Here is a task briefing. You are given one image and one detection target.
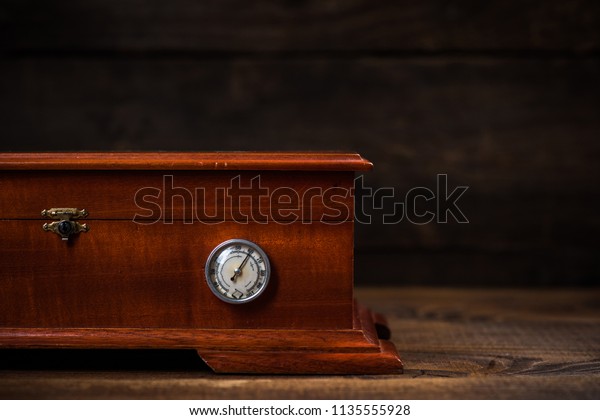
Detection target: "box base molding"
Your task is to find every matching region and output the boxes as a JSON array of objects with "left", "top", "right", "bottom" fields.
[{"left": 0, "top": 303, "right": 402, "bottom": 375}]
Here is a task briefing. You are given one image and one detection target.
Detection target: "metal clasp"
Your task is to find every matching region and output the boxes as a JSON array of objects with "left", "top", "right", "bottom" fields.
[{"left": 42, "top": 208, "right": 89, "bottom": 241}]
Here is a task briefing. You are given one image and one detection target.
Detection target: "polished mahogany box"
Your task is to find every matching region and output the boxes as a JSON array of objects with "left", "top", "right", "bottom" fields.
[{"left": 0, "top": 152, "right": 402, "bottom": 374}]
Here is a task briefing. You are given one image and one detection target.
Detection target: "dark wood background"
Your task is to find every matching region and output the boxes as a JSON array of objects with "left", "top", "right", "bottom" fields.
[{"left": 1, "top": 0, "right": 599, "bottom": 287}]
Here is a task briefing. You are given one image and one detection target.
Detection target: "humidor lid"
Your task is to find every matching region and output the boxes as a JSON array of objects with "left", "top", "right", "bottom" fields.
[{"left": 0, "top": 152, "right": 372, "bottom": 171}]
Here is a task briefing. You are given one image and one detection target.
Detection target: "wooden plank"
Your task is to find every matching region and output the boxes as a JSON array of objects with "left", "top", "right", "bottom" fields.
[
  {"left": 1, "top": 0, "right": 599, "bottom": 52},
  {"left": 353, "top": 193, "right": 600, "bottom": 286},
  {"left": 0, "top": 287, "right": 598, "bottom": 398},
  {"left": 355, "top": 248, "right": 600, "bottom": 287},
  {"left": 0, "top": 372, "right": 597, "bottom": 399},
  {"left": 361, "top": 287, "right": 600, "bottom": 380}
]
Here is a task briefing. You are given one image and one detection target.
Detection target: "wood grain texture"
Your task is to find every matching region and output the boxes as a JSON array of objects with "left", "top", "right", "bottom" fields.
[
  {"left": 0, "top": 221, "right": 354, "bottom": 329},
  {"left": 2, "top": 0, "right": 599, "bottom": 52},
  {"left": 0, "top": 287, "right": 598, "bottom": 398},
  {"left": 201, "top": 340, "right": 402, "bottom": 375},
  {"left": 198, "top": 305, "right": 402, "bottom": 374},
  {"left": 2, "top": 58, "right": 599, "bottom": 167},
  {"left": 0, "top": 327, "right": 377, "bottom": 352},
  {"left": 0, "top": 152, "right": 373, "bottom": 171},
  {"left": 0, "top": 170, "right": 355, "bottom": 221},
  {"left": 0, "top": 305, "right": 404, "bottom": 375}
]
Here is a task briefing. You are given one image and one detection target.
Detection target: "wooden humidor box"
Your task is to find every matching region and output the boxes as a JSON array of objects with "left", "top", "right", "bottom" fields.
[{"left": 0, "top": 152, "right": 402, "bottom": 374}]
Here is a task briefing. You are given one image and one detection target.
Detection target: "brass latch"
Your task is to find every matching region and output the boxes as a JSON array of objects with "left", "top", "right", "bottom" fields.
[{"left": 42, "top": 208, "right": 89, "bottom": 241}]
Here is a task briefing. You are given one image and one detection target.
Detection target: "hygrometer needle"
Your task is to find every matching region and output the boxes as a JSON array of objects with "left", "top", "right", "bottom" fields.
[{"left": 230, "top": 253, "right": 251, "bottom": 282}]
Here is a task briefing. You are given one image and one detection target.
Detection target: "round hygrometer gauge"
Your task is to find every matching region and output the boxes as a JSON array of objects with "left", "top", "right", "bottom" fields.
[{"left": 205, "top": 239, "right": 271, "bottom": 304}]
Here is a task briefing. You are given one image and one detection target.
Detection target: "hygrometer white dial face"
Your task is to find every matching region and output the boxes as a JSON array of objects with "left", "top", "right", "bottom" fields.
[{"left": 205, "top": 239, "right": 271, "bottom": 304}]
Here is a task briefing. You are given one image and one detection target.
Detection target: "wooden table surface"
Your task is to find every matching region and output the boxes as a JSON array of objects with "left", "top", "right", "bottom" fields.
[{"left": 1, "top": 287, "right": 598, "bottom": 399}]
